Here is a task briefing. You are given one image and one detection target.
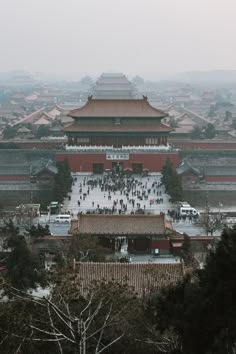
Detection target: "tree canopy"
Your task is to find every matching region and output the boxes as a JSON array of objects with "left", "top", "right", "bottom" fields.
[
  {"left": 35, "top": 125, "right": 51, "bottom": 138},
  {"left": 6, "top": 235, "right": 46, "bottom": 290},
  {"left": 53, "top": 158, "right": 72, "bottom": 203},
  {"left": 26, "top": 223, "right": 51, "bottom": 238},
  {"left": 161, "top": 158, "right": 183, "bottom": 202},
  {"left": 204, "top": 123, "right": 216, "bottom": 139},
  {"left": 147, "top": 225, "right": 236, "bottom": 353},
  {"left": 191, "top": 126, "right": 202, "bottom": 139},
  {"left": 2, "top": 124, "right": 17, "bottom": 139}
]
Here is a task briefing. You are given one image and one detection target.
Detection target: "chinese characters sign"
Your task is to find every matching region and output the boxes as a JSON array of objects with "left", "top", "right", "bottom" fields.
[{"left": 106, "top": 153, "right": 129, "bottom": 160}]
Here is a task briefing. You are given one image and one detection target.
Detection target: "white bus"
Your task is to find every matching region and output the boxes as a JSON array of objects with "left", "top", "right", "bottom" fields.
[
  {"left": 55, "top": 214, "right": 71, "bottom": 223},
  {"left": 179, "top": 207, "right": 199, "bottom": 217}
]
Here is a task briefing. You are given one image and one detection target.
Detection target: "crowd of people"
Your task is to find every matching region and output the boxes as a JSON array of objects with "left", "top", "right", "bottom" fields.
[{"left": 63, "top": 171, "right": 169, "bottom": 216}]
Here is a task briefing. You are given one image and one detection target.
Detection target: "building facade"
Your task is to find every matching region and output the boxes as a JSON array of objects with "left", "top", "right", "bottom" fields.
[
  {"left": 64, "top": 96, "right": 171, "bottom": 148},
  {"left": 70, "top": 214, "right": 172, "bottom": 256},
  {"left": 61, "top": 96, "right": 179, "bottom": 173}
]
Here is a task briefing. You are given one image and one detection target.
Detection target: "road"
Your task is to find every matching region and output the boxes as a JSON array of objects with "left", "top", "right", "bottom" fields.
[
  {"left": 38, "top": 215, "right": 70, "bottom": 236},
  {"left": 48, "top": 222, "right": 70, "bottom": 236},
  {"left": 172, "top": 220, "right": 222, "bottom": 236}
]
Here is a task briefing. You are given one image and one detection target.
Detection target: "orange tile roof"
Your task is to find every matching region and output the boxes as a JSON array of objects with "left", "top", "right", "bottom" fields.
[
  {"left": 69, "top": 97, "right": 167, "bottom": 118},
  {"left": 64, "top": 121, "right": 172, "bottom": 133},
  {"left": 76, "top": 214, "right": 166, "bottom": 235},
  {"left": 33, "top": 116, "right": 50, "bottom": 126},
  {"left": 74, "top": 262, "right": 184, "bottom": 295}
]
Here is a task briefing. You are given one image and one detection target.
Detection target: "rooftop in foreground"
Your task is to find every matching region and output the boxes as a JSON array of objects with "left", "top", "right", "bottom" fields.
[{"left": 73, "top": 261, "right": 184, "bottom": 295}]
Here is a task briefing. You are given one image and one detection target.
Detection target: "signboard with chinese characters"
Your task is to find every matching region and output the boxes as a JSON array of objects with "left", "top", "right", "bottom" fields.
[{"left": 106, "top": 153, "right": 129, "bottom": 160}]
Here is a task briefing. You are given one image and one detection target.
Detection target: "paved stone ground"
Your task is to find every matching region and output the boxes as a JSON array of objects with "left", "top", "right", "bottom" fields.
[{"left": 62, "top": 173, "right": 173, "bottom": 217}]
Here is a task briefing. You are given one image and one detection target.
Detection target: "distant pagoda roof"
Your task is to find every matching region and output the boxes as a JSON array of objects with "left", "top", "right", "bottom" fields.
[
  {"left": 17, "top": 126, "right": 31, "bottom": 133},
  {"left": 93, "top": 72, "right": 134, "bottom": 98},
  {"left": 68, "top": 96, "right": 167, "bottom": 119},
  {"left": 95, "top": 72, "right": 133, "bottom": 85},
  {"left": 33, "top": 116, "right": 50, "bottom": 126}
]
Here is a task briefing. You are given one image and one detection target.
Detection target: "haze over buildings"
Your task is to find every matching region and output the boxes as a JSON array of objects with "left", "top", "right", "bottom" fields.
[{"left": 1, "top": 0, "right": 236, "bottom": 80}]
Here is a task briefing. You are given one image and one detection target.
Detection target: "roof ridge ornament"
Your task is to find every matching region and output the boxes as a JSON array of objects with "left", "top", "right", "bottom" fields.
[{"left": 143, "top": 95, "right": 148, "bottom": 101}]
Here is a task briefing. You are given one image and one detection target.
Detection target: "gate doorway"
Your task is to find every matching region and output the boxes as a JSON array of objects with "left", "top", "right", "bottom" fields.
[
  {"left": 93, "top": 163, "right": 104, "bottom": 174},
  {"left": 112, "top": 162, "right": 123, "bottom": 174},
  {"left": 132, "top": 163, "right": 143, "bottom": 174}
]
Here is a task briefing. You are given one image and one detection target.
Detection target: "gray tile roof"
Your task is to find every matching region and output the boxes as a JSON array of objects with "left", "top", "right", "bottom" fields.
[
  {"left": 74, "top": 262, "right": 184, "bottom": 295},
  {"left": 0, "top": 164, "right": 30, "bottom": 176},
  {"left": 32, "top": 159, "right": 57, "bottom": 175},
  {"left": 76, "top": 214, "right": 166, "bottom": 235},
  {"left": 177, "top": 160, "right": 200, "bottom": 176},
  {"left": 206, "top": 166, "right": 236, "bottom": 176}
]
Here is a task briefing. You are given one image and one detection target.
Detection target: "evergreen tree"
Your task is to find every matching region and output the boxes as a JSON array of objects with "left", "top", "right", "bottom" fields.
[
  {"left": 35, "top": 125, "right": 50, "bottom": 138},
  {"left": 180, "top": 234, "right": 194, "bottom": 266},
  {"left": 148, "top": 226, "right": 236, "bottom": 354},
  {"left": 26, "top": 223, "right": 51, "bottom": 238},
  {"left": 204, "top": 123, "right": 216, "bottom": 139},
  {"left": 161, "top": 159, "right": 182, "bottom": 202},
  {"left": 53, "top": 158, "right": 72, "bottom": 202},
  {"left": 196, "top": 226, "right": 236, "bottom": 353},
  {"left": 208, "top": 104, "right": 216, "bottom": 117},
  {"left": 7, "top": 236, "right": 47, "bottom": 290},
  {"left": 2, "top": 125, "right": 17, "bottom": 139},
  {"left": 191, "top": 126, "right": 202, "bottom": 139}
]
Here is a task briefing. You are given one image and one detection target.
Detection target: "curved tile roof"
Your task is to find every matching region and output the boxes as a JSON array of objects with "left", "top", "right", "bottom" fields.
[
  {"left": 69, "top": 97, "right": 167, "bottom": 118},
  {"left": 64, "top": 121, "right": 172, "bottom": 133}
]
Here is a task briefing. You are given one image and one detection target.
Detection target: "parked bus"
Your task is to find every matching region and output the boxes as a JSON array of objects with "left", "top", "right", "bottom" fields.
[
  {"left": 55, "top": 214, "right": 71, "bottom": 223},
  {"left": 176, "top": 202, "right": 199, "bottom": 217}
]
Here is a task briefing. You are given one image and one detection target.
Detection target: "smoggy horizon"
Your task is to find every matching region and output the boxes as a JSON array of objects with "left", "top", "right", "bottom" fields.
[{"left": 1, "top": 0, "right": 236, "bottom": 80}]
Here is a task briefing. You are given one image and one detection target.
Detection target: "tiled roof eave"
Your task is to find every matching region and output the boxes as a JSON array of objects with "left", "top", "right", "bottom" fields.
[
  {"left": 63, "top": 124, "right": 172, "bottom": 133},
  {"left": 68, "top": 98, "right": 168, "bottom": 119},
  {"left": 87, "top": 232, "right": 164, "bottom": 236}
]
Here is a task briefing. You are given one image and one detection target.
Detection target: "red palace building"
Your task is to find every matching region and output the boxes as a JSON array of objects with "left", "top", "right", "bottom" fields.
[{"left": 57, "top": 96, "right": 180, "bottom": 173}]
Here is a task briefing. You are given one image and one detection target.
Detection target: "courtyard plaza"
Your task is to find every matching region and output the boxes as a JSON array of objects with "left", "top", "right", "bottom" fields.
[
  {"left": 44, "top": 172, "right": 182, "bottom": 263},
  {"left": 61, "top": 172, "right": 172, "bottom": 217}
]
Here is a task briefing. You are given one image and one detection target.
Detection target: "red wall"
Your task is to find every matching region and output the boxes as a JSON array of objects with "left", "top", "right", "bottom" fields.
[
  {"left": 206, "top": 176, "right": 236, "bottom": 182},
  {"left": 0, "top": 176, "right": 30, "bottom": 181},
  {"left": 56, "top": 152, "right": 180, "bottom": 173},
  {"left": 151, "top": 239, "right": 170, "bottom": 250}
]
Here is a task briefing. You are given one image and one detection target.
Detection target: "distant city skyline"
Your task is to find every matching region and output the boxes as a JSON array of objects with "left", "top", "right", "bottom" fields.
[{"left": 1, "top": 0, "right": 236, "bottom": 79}]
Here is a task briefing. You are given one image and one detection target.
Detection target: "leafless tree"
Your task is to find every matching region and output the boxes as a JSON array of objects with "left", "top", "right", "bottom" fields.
[
  {"left": 196, "top": 206, "right": 226, "bottom": 236},
  {"left": 5, "top": 287, "right": 124, "bottom": 354},
  {"left": 136, "top": 328, "right": 183, "bottom": 353}
]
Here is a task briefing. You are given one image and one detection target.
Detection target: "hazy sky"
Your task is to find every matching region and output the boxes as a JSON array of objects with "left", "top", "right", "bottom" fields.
[{"left": 1, "top": 0, "right": 236, "bottom": 79}]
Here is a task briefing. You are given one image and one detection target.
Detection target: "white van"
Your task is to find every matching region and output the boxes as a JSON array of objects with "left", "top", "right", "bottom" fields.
[
  {"left": 55, "top": 214, "right": 71, "bottom": 223},
  {"left": 179, "top": 207, "right": 199, "bottom": 217}
]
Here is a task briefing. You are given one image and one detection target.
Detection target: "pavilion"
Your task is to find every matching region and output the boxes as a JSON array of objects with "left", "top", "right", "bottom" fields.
[
  {"left": 59, "top": 96, "right": 179, "bottom": 173},
  {"left": 70, "top": 213, "right": 173, "bottom": 256}
]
